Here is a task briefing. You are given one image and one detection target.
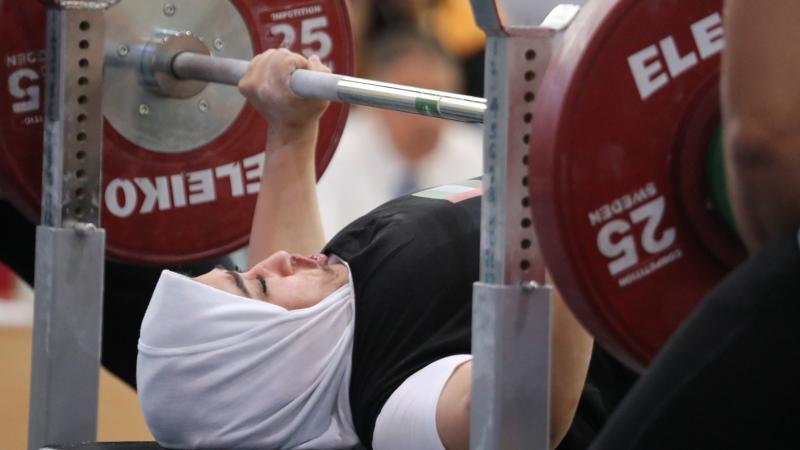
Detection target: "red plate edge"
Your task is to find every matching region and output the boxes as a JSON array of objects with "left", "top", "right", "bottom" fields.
[{"left": 530, "top": 0, "right": 661, "bottom": 371}]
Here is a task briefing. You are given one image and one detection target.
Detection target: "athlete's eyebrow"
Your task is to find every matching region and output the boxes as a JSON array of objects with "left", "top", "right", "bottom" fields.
[{"left": 225, "top": 270, "right": 252, "bottom": 298}]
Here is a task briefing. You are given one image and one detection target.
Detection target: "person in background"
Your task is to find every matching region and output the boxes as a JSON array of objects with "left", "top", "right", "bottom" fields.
[
  {"left": 427, "top": 0, "right": 485, "bottom": 97},
  {"left": 347, "top": 0, "right": 485, "bottom": 96},
  {"left": 588, "top": 2, "right": 800, "bottom": 449},
  {"left": 317, "top": 29, "right": 483, "bottom": 238},
  {"left": 346, "top": 0, "right": 428, "bottom": 76}
]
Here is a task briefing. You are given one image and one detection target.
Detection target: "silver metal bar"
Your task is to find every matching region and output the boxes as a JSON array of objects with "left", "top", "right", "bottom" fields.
[
  {"left": 29, "top": 2, "right": 109, "bottom": 449},
  {"left": 170, "top": 52, "right": 487, "bottom": 123},
  {"left": 468, "top": 0, "right": 581, "bottom": 447},
  {"left": 469, "top": 28, "right": 557, "bottom": 450},
  {"left": 469, "top": 0, "right": 505, "bottom": 35},
  {"left": 471, "top": 283, "right": 552, "bottom": 450},
  {"left": 40, "top": 11, "right": 105, "bottom": 227},
  {"left": 171, "top": 51, "right": 247, "bottom": 86},
  {"left": 29, "top": 227, "right": 105, "bottom": 450},
  {"left": 497, "top": 0, "right": 585, "bottom": 28},
  {"left": 479, "top": 28, "right": 554, "bottom": 287},
  {"left": 469, "top": 1, "right": 583, "bottom": 34}
]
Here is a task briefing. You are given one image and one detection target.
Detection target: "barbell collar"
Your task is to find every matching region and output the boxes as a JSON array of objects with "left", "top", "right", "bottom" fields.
[
  {"left": 169, "top": 52, "right": 487, "bottom": 123},
  {"left": 141, "top": 35, "right": 211, "bottom": 99},
  {"left": 171, "top": 51, "right": 248, "bottom": 88}
]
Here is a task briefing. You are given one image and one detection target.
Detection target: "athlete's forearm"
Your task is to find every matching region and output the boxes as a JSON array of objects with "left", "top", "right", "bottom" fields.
[
  {"left": 548, "top": 281, "right": 593, "bottom": 449},
  {"left": 248, "top": 124, "right": 325, "bottom": 266},
  {"left": 237, "top": 49, "right": 331, "bottom": 265}
]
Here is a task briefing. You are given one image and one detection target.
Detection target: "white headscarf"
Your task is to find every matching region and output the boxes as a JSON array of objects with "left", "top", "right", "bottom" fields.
[{"left": 136, "top": 269, "right": 359, "bottom": 449}]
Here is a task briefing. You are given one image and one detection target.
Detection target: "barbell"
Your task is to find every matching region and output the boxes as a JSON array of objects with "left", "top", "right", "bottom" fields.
[
  {"left": 163, "top": 51, "right": 487, "bottom": 123},
  {"left": 0, "top": 0, "right": 744, "bottom": 369},
  {"left": 2, "top": 0, "right": 487, "bottom": 265}
]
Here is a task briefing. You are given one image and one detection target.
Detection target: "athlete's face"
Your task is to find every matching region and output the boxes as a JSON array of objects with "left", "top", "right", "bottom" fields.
[{"left": 195, "top": 251, "right": 349, "bottom": 310}]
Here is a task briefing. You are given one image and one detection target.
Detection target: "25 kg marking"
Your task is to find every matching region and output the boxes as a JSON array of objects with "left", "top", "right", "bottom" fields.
[
  {"left": 596, "top": 196, "right": 677, "bottom": 276},
  {"left": 8, "top": 68, "right": 40, "bottom": 115},
  {"left": 270, "top": 16, "right": 333, "bottom": 61}
]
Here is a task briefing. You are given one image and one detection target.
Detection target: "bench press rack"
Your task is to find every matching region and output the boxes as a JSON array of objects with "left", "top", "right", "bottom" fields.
[
  {"left": 469, "top": 2, "right": 582, "bottom": 449},
  {"left": 29, "top": 2, "right": 111, "bottom": 449},
  {"left": 27, "top": 1, "right": 583, "bottom": 449}
]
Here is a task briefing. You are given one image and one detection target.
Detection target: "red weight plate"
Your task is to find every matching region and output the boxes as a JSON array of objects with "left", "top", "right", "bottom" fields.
[
  {"left": 530, "top": 0, "right": 745, "bottom": 370},
  {"left": 0, "top": 0, "right": 354, "bottom": 265},
  {"left": 0, "top": 2, "right": 46, "bottom": 222}
]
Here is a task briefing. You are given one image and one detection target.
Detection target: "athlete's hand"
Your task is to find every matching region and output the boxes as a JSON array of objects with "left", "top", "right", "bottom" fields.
[{"left": 238, "top": 48, "right": 330, "bottom": 136}]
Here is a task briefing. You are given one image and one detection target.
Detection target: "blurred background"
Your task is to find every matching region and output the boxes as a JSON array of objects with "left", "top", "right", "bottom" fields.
[{"left": 317, "top": 0, "right": 486, "bottom": 238}]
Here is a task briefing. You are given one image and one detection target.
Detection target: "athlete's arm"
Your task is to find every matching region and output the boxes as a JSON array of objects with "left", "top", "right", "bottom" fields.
[
  {"left": 238, "top": 49, "right": 331, "bottom": 265},
  {"left": 436, "top": 281, "right": 593, "bottom": 450},
  {"left": 722, "top": 0, "right": 800, "bottom": 252},
  {"left": 547, "top": 276, "right": 593, "bottom": 447}
]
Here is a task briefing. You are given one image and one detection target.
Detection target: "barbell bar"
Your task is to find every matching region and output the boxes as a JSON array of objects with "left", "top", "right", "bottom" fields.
[{"left": 162, "top": 50, "right": 488, "bottom": 123}]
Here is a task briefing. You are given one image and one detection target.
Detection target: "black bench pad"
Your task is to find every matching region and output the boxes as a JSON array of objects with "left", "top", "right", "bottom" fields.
[
  {"left": 41, "top": 442, "right": 366, "bottom": 450},
  {"left": 41, "top": 443, "right": 165, "bottom": 450}
]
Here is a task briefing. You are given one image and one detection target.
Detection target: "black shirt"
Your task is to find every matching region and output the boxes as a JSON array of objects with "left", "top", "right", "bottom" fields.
[
  {"left": 324, "top": 188, "right": 634, "bottom": 449},
  {"left": 324, "top": 190, "right": 481, "bottom": 446}
]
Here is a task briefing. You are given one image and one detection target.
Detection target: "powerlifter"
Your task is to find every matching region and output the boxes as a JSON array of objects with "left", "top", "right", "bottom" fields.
[
  {"left": 589, "top": 1, "right": 800, "bottom": 449},
  {"left": 135, "top": 49, "right": 629, "bottom": 450}
]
